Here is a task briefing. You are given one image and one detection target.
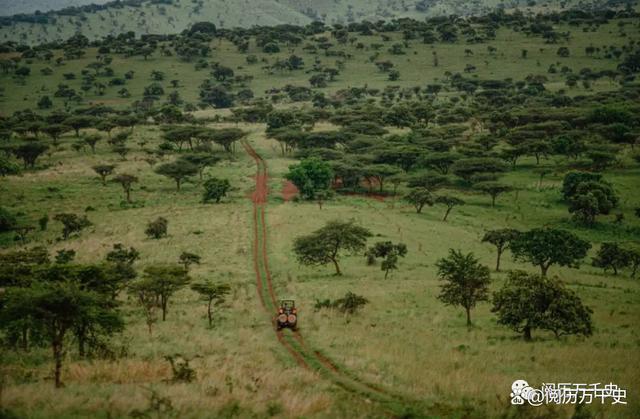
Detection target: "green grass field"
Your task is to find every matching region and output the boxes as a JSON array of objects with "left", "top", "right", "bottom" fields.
[{"left": 1, "top": 119, "right": 638, "bottom": 417}]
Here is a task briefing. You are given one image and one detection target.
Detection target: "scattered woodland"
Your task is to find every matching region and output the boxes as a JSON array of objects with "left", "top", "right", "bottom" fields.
[{"left": 0, "top": 4, "right": 639, "bottom": 418}]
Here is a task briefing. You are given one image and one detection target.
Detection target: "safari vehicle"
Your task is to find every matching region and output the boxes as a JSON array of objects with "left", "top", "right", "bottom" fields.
[{"left": 276, "top": 300, "right": 297, "bottom": 330}]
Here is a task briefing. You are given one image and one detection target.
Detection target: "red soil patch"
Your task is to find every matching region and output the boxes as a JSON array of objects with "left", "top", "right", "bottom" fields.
[{"left": 281, "top": 180, "right": 299, "bottom": 201}]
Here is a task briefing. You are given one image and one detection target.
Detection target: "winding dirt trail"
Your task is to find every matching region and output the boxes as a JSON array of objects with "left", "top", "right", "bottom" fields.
[{"left": 241, "top": 140, "right": 418, "bottom": 415}]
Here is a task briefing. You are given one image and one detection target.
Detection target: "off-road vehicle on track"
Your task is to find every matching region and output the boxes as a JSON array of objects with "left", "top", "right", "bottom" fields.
[{"left": 276, "top": 300, "right": 297, "bottom": 330}]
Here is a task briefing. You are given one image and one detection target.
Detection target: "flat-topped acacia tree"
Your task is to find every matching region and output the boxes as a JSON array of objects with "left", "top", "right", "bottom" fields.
[
  {"left": 113, "top": 173, "right": 138, "bottom": 203},
  {"left": 155, "top": 161, "right": 198, "bottom": 191},
  {"left": 293, "top": 220, "right": 372, "bottom": 276},
  {"left": 92, "top": 164, "right": 116, "bottom": 186}
]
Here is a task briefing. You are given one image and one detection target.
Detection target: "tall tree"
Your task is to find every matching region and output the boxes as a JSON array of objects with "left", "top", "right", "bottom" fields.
[
  {"left": 190, "top": 281, "right": 230, "bottom": 327},
  {"left": 12, "top": 142, "right": 48, "bottom": 169},
  {"left": 0, "top": 281, "right": 123, "bottom": 387},
  {"left": 435, "top": 195, "right": 465, "bottom": 221},
  {"left": 404, "top": 188, "right": 434, "bottom": 214},
  {"left": 113, "top": 174, "right": 138, "bottom": 203},
  {"left": 482, "top": 229, "right": 520, "bottom": 272},
  {"left": 135, "top": 265, "right": 191, "bottom": 321},
  {"left": 436, "top": 249, "right": 491, "bottom": 328}
]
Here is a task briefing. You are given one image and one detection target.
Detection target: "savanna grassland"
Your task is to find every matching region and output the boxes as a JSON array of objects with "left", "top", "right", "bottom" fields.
[{"left": 1, "top": 5, "right": 640, "bottom": 419}]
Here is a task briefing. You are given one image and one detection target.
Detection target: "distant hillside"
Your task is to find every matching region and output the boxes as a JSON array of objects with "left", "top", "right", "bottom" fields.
[
  {"left": 0, "top": 0, "right": 635, "bottom": 44},
  {"left": 0, "top": 0, "right": 112, "bottom": 17}
]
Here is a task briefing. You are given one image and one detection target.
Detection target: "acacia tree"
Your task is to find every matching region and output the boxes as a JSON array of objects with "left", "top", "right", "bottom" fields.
[
  {"left": 83, "top": 134, "right": 101, "bottom": 153},
  {"left": 482, "top": 229, "right": 520, "bottom": 272},
  {"left": 63, "top": 115, "right": 97, "bottom": 137},
  {"left": 190, "top": 281, "right": 230, "bottom": 327},
  {"left": 365, "top": 241, "right": 408, "bottom": 279},
  {"left": 404, "top": 188, "right": 434, "bottom": 213},
  {"left": 42, "top": 124, "right": 70, "bottom": 146},
  {"left": 113, "top": 174, "right": 138, "bottom": 203},
  {"left": 136, "top": 265, "right": 191, "bottom": 321},
  {"left": 128, "top": 280, "right": 158, "bottom": 335},
  {"left": 179, "top": 154, "right": 220, "bottom": 179},
  {"left": 179, "top": 251, "right": 201, "bottom": 270},
  {"left": 474, "top": 182, "right": 513, "bottom": 207},
  {"left": 435, "top": 195, "right": 465, "bottom": 221},
  {"left": 155, "top": 161, "right": 198, "bottom": 191},
  {"left": 510, "top": 228, "right": 591, "bottom": 276},
  {"left": 492, "top": 271, "right": 593, "bottom": 341},
  {"left": 92, "top": 164, "right": 116, "bottom": 185},
  {"left": 207, "top": 128, "right": 246, "bottom": 153},
  {"left": 293, "top": 220, "right": 372, "bottom": 275},
  {"left": 53, "top": 213, "right": 92, "bottom": 240},
  {"left": 12, "top": 142, "right": 48, "bottom": 168},
  {"left": 0, "top": 281, "right": 123, "bottom": 387},
  {"left": 436, "top": 249, "right": 491, "bottom": 328},
  {"left": 104, "top": 243, "right": 139, "bottom": 299}
]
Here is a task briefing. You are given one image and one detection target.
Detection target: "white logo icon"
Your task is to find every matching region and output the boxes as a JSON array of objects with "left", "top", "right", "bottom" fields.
[{"left": 510, "top": 380, "right": 534, "bottom": 405}]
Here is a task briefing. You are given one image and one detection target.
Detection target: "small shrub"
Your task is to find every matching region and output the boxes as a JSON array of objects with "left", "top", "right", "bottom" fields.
[
  {"left": 145, "top": 217, "right": 168, "bottom": 239},
  {"left": 314, "top": 292, "right": 368, "bottom": 314},
  {"left": 0, "top": 207, "right": 17, "bottom": 232},
  {"left": 164, "top": 354, "right": 196, "bottom": 383}
]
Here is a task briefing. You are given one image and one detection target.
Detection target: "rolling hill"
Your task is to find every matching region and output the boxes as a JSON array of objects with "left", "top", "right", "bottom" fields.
[{"left": 1, "top": 0, "right": 635, "bottom": 45}]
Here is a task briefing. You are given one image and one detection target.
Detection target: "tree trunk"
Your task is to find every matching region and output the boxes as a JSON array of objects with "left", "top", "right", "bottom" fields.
[
  {"left": 331, "top": 258, "right": 342, "bottom": 276},
  {"left": 125, "top": 188, "right": 131, "bottom": 203},
  {"left": 540, "top": 264, "right": 549, "bottom": 277},
  {"left": 22, "top": 327, "right": 28, "bottom": 351},
  {"left": 443, "top": 207, "right": 452, "bottom": 221},
  {"left": 491, "top": 195, "right": 496, "bottom": 207},
  {"left": 465, "top": 307, "right": 472, "bottom": 328},
  {"left": 53, "top": 338, "right": 63, "bottom": 388},
  {"left": 207, "top": 299, "right": 213, "bottom": 327},
  {"left": 176, "top": 180, "right": 181, "bottom": 191},
  {"left": 523, "top": 325, "right": 532, "bottom": 341},
  {"left": 161, "top": 297, "right": 167, "bottom": 321},
  {"left": 496, "top": 250, "right": 502, "bottom": 272}
]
